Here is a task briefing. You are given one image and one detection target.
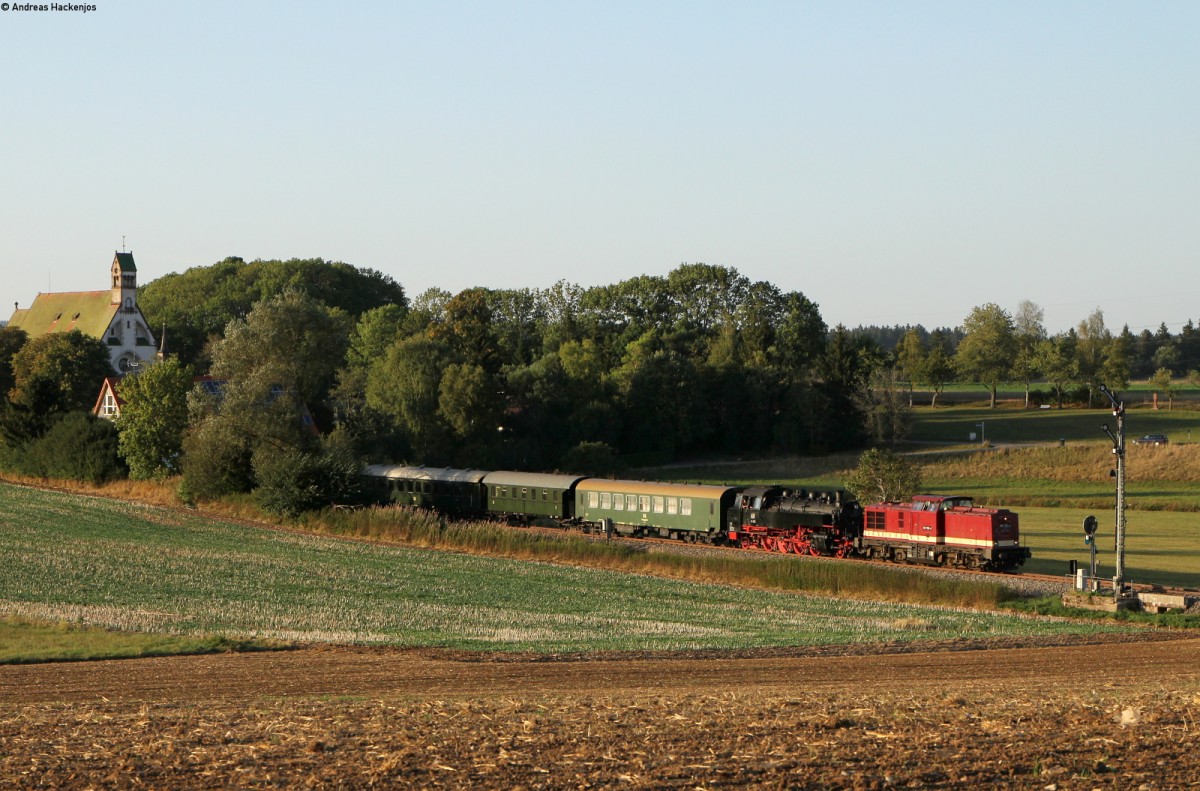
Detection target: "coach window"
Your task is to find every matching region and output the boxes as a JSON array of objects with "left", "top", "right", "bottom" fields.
[
  {"left": 639, "top": 495, "right": 650, "bottom": 512},
  {"left": 601, "top": 492, "right": 612, "bottom": 509},
  {"left": 588, "top": 491, "right": 599, "bottom": 508},
  {"left": 626, "top": 494, "right": 637, "bottom": 510},
  {"left": 667, "top": 498, "right": 678, "bottom": 515},
  {"left": 653, "top": 496, "right": 664, "bottom": 514},
  {"left": 613, "top": 494, "right": 624, "bottom": 511},
  {"left": 681, "top": 498, "right": 692, "bottom": 516}
]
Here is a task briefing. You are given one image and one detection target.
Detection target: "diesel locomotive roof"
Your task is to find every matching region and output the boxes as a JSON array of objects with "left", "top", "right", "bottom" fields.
[
  {"left": 576, "top": 478, "right": 738, "bottom": 498},
  {"left": 481, "top": 471, "right": 587, "bottom": 489},
  {"left": 362, "top": 465, "right": 489, "bottom": 484}
]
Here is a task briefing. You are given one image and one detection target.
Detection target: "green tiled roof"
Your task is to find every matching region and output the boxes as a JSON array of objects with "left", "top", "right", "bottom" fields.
[
  {"left": 7, "top": 291, "right": 118, "bottom": 339},
  {"left": 113, "top": 252, "right": 136, "bottom": 272}
]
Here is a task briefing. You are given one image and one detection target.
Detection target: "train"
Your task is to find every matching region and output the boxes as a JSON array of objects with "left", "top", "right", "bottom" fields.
[{"left": 361, "top": 465, "right": 1032, "bottom": 571}]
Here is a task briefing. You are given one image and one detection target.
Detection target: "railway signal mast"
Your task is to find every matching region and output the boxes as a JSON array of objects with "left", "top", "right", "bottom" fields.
[{"left": 1098, "top": 384, "right": 1128, "bottom": 596}]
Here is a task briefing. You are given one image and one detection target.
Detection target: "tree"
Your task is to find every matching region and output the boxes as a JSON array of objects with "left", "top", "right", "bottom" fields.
[
  {"left": 1074, "top": 308, "right": 1111, "bottom": 406},
  {"left": 1037, "top": 333, "right": 1078, "bottom": 409},
  {"left": 0, "top": 326, "right": 29, "bottom": 404},
  {"left": 895, "top": 329, "right": 926, "bottom": 407},
  {"left": 954, "top": 304, "right": 1016, "bottom": 408},
  {"left": 428, "top": 288, "right": 502, "bottom": 374},
  {"left": 138, "top": 257, "right": 407, "bottom": 368},
  {"left": 365, "top": 335, "right": 452, "bottom": 460},
  {"left": 1151, "top": 368, "right": 1176, "bottom": 410},
  {"left": 115, "top": 357, "right": 193, "bottom": 479},
  {"left": 844, "top": 448, "right": 923, "bottom": 505},
  {"left": 438, "top": 362, "right": 502, "bottom": 443},
  {"left": 1012, "top": 300, "right": 1046, "bottom": 408},
  {"left": 855, "top": 367, "right": 913, "bottom": 447},
  {"left": 8, "top": 331, "right": 113, "bottom": 418},
  {"left": 915, "top": 330, "right": 956, "bottom": 408}
]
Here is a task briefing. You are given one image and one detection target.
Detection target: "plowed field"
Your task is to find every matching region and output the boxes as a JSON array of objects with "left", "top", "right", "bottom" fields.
[{"left": 3, "top": 632, "right": 1199, "bottom": 788}]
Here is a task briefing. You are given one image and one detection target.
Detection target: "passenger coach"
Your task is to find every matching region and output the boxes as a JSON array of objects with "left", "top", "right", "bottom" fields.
[{"left": 575, "top": 479, "right": 739, "bottom": 541}]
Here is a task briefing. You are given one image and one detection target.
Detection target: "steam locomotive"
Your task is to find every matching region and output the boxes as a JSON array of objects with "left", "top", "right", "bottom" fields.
[{"left": 362, "top": 465, "right": 1031, "bottom": 571}]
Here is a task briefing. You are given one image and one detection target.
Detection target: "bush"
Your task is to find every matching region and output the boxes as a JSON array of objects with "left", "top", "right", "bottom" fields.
[
  {"left": 18, "top": 412, "right": 125, "bottom": 485},
  {"left": 252, "top": 445, "right": 362, "bottom": 518},
  {"left": 180, "top": 419, "right": 254, "bottom": 502}
]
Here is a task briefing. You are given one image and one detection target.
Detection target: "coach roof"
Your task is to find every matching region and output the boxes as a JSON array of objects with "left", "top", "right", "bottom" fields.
[
  {"left": 576, "top": 478, "right": 738, "bottom": 499},
  {"left": 481, "top": 471, "right": 587, "bottom": 490},
  {"left": 362, "top": 465, "right": 488, "bottom": 484}
]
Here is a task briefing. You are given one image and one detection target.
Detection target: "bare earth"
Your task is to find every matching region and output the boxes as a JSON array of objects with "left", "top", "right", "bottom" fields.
[{"left": 2, "top": 633, "right": 1199, "bottom": 789}]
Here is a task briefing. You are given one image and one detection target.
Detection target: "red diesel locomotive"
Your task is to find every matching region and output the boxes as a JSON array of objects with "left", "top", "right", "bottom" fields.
[
  {"left": 861, "top": 494, "right": 1029, "bottom": 570},
  {"left": 725, "top": 488, "right": 1029, "bottom": 570}
]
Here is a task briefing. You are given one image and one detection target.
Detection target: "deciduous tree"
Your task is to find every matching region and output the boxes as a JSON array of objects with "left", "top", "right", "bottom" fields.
[
  {"left": 954, "top": 304, "right": 1016, "bottom": 408},
  {"left": 115, "top": 357, "right": 193, "bottom": 479},
  {"left": 844, "top": 448, "right": 922, "bottom": 505}
]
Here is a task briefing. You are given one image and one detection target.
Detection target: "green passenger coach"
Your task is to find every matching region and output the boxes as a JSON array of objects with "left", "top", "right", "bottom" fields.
[
  {"left": 361, "top": 465, "right": 488, "bottom": 512},
  {"left": 482, "top": 471, "right": 586, "bottom": 522},
  {"left": 575, "top": 479, "right": 739, "bottom": 540}
]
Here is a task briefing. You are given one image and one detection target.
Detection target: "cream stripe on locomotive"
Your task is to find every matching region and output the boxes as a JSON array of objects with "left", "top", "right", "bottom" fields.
[{"left": 863, "top": 531, "right": 1018, "bottom": 548}]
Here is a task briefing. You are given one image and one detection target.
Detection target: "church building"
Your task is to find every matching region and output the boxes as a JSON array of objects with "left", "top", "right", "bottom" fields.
[{"left": 7, "top": 252, "right": 158, "bottom": 372}]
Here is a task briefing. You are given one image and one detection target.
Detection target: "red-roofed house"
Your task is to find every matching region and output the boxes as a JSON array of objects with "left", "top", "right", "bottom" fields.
[
  {"left": 8, "top": 252, "right": 158, "bottom": 373},
  {"left": 93, "top": 376, "right": 125, "bottom": 419}
]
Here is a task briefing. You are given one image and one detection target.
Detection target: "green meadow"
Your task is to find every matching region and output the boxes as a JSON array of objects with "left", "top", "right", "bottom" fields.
[{"left": 0, "top": 483, "right": 1129, "bottom": 659}]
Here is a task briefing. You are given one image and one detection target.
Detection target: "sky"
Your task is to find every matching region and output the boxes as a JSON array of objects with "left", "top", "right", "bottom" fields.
[{"left": 1, "top": 1, "right": 1196, "bottom": 336}]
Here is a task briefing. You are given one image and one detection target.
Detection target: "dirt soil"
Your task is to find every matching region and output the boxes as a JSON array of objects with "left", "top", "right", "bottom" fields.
[{"left": 2, "top": 632, "right": 1199, "bottom": 789}]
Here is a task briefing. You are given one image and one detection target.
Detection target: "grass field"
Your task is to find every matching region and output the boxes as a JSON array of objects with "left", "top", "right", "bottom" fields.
[
  {"left": 0, "top": 483, "right": 1132, "bottom": 656},
  {"left": 0, "top": 616, "right": 270, "bottom": 664}
]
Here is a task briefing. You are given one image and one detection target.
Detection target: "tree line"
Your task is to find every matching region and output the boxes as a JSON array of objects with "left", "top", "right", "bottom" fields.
[{"left": 2, "top": 257, "right": 1197, "bottom": 516}]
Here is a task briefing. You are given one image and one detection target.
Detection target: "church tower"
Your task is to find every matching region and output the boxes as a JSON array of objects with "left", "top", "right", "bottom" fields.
[{"left": 111, "top": 251, "right": 137, "bottom": 311}]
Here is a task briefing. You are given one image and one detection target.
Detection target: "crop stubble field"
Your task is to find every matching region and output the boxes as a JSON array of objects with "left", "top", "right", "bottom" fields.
[{"left": 3, "top": 471, "right": 1200, "bottom": 787}]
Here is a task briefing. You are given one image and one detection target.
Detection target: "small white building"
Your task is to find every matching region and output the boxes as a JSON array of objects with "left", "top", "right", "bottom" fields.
[{"left": 8, "top": 252, "right": 158, "bottom": 372}]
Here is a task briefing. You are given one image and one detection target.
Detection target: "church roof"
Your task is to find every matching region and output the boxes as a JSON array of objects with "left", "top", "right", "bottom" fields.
[
  {"left": 114, "top": 252, "right": 136, "bottom": 272},
  {"left": 7, "top": 291, "right": 118, "bottom": 339}
]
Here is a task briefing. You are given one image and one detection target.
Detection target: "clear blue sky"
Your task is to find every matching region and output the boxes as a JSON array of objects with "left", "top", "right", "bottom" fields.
[{"left": 2, "top": 1, "right": 1195, "bottom": 336}]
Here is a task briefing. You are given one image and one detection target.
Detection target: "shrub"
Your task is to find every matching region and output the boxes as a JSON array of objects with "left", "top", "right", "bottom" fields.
[
  {"left": 180, "top": 419, "right": 254, "bottom": 502},
  {"left": 252, "top": 445, "right": 362, "bottom": 518},
  {"left": 19, "top": 412, "right": 125, "bottom": 485}
]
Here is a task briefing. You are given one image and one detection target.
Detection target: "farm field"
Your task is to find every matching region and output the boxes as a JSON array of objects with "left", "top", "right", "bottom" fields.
[
  {"left": 0, "top": 483, "right": 1128, "bottom": 654},
  {"left": 2, "top": 635, "right": 1198, "bottom": 788},
  {"left": 2, "top": 459, "right": 1199, "bottom": 788}
]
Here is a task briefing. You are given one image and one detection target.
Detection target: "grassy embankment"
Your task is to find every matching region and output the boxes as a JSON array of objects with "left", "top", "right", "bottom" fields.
[{"left": 0, "top": 482, "right": 1136, "bottom": 661}]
